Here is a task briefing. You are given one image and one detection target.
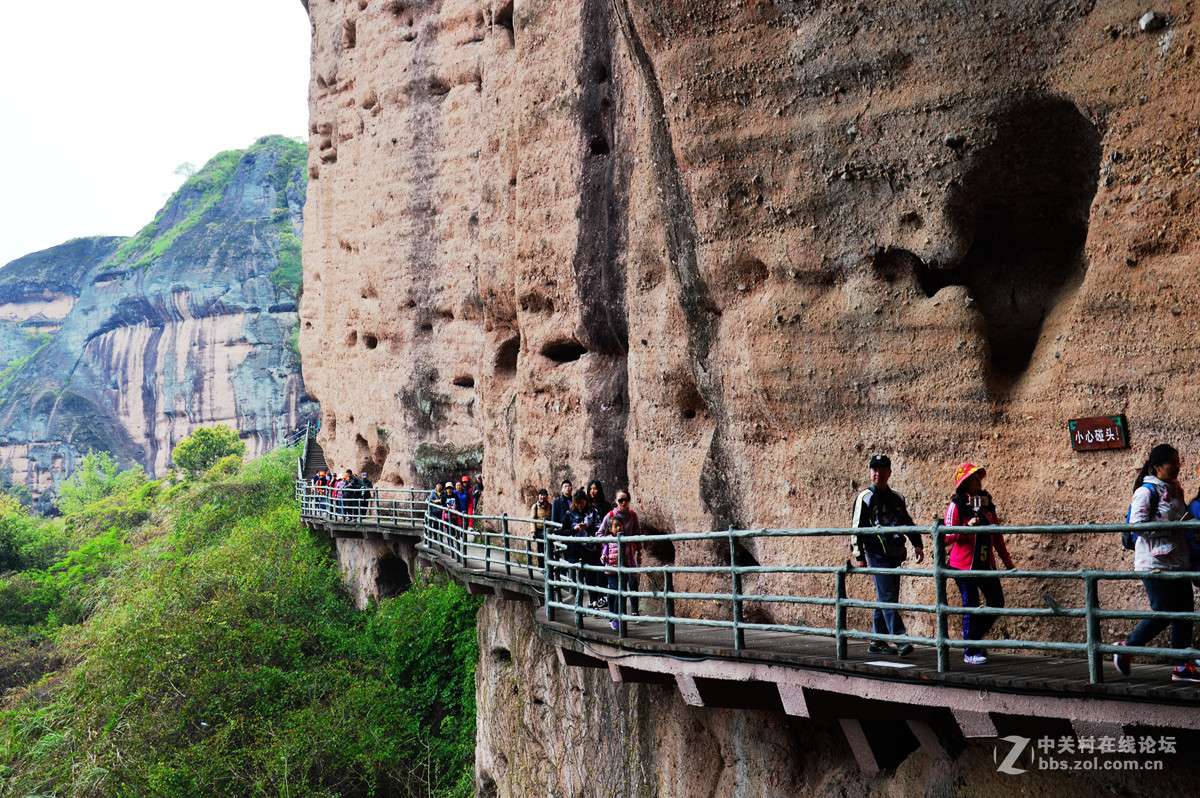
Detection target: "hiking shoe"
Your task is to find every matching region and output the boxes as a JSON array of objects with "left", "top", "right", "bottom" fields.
[
  {"left": 1171, "top": 663, "right": 1200, "bottom": 682},
  {"left": 897, "top": 643, "right": 914, "bottom": 657},
  {"left": 610, "top": 620, "right": 619, "bottom": 631},
  {"left": 1113, "top": 641, "right": 1132, "bottom": 677},
  {"left": 596, "top": 598, "right": 608, "bottom": 609},
  {"left": 963, "top": 654, "right": 988, "bottom": 665},
  {"left": 867, "top": 642, "right": 898, "bottom": 655}
]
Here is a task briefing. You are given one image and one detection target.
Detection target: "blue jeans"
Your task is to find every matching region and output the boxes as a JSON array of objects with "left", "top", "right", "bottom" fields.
[
  {"left": 1127, "top": 576, "right": 1193, "bottom": 666},
  {"left": 865, "top": 550, "right": 906, "bottom": 638},
  {"left": 607, "top": 572, "right": 639, "bottom": 615}
]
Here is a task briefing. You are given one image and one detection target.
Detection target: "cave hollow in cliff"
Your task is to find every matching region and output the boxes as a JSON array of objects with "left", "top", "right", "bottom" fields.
[{"left": 913, "top": 96, "right": 1102, "bottom": 376}]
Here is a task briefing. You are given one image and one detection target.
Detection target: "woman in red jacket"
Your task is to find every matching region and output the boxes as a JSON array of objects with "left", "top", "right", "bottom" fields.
[{"left": 944, "top": 463, "right": 1015, "bottom": 665}]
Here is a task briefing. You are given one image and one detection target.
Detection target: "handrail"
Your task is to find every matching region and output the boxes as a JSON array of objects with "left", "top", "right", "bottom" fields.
[{"left": 297, "top": 483, "right": 1200, "bottom": 685}]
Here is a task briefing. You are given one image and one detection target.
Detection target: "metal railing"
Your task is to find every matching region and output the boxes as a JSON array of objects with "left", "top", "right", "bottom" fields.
[
  {"left": 295, "top": 483, "right": 1200, "bottom": 685},
  {"left": 421, "top": 504, "right": 560, "bottom": 584},
  {"left": 297, "top": 480, "right": 427, "bottom": 530},
  {"left": 282, "top": 422, "right": 319, "bottom": 450},
  {"left": 542, "top": 520, "right": 1200, "bottom": 684}
]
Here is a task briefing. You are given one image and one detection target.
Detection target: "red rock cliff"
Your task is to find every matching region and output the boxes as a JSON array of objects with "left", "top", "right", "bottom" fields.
[{"left": 301, "top": 0, "right": 1200, "bottom": 793}]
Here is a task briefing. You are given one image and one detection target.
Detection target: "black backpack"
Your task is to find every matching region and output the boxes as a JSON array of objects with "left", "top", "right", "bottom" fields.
[{"left": 1122, "top": 482, "right": 1159, "bottom": 551}]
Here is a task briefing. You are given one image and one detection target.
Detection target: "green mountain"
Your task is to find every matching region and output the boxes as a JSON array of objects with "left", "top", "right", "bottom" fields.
[{"left": 0, "top": 136, "right": 317, "bottom": 508}]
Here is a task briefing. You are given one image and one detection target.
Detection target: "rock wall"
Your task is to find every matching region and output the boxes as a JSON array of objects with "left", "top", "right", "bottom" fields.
[
  {"left": 300, "top": 0, "right": 1200, "bottom": 793},
  {"left": 476, "top": 595, "right": 1195, "bottom": 798},
  {"left": 0, "top": 136, "right": 317, "bottom": 502}
]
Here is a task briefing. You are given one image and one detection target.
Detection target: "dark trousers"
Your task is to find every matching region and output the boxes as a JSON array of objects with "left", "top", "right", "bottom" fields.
[
  {"left": 1126, "top": 576, "right": 1194, "bottom": 666},
  {"left": 865, "top": 550, "right": 906, "bottom": 638},
  {"left": 607, "top": 572, "right": 640, "bottom": 615},
  {"left": 954, "top": 572, "right": 1005, "bottom": 657}
]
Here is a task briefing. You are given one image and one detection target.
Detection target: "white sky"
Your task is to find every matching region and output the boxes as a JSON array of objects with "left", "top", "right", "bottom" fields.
[{"left": 0, "top": 0, "right": 311, "bottom": 270}]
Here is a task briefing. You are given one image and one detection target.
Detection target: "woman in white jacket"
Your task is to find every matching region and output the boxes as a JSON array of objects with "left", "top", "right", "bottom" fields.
[{"left": 1114, "top": 444, "right": 1199, "bottom": 681}]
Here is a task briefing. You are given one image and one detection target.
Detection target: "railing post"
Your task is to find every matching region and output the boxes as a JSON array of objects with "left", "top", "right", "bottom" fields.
[
  {"left": 835, "top": 565, "right": 847, "bottom": 660},
  {"left": 1086, "top": 575, "right": 1103, "bottom": 684},
  {"left": 503, "top": 514, "right": 512, "bottom": 576},
  {"left": 526, "top": 522, "right": 534, "bottom": 581},
  {"left": 730, "top": 527, "right": 745, "bottom": 650},
  {"left": 933, "top": 520, "right": 949, "bottom": 673},
  {"left": 617, "top": 533, "right": 627, "bottom": 638},
  {"left": 663, "top": 568, "right": 675, "bottom": 645},
  {"left": 573, "top": 555, "right": 585, "bottom": 631},
  {"left": 499, "top": 513, "right": 509, "bottom": 575},
  {"left": 544, "top": 528, "right": 555, "bottom": 623}
]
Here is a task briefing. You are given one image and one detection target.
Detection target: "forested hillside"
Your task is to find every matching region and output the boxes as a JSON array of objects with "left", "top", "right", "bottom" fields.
[{"left": 0, "top": 446, "right": 478, "bottom": 797}]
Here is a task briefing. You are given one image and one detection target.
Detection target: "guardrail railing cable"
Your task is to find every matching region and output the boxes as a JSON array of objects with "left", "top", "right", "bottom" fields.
[{"left": 296, "top": 481, "right": 1200, "bottom": 685}]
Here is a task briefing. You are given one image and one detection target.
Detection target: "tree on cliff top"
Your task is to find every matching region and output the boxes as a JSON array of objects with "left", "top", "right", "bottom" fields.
[{"left": 172, "top": 425, "right": 246, "bottom": 478}]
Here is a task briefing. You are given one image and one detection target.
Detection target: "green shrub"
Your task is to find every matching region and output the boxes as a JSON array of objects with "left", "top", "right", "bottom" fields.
[
  {"left": 0, "top": 445, "right": 481, "bottom": 797},
  {"left": 172, "top": 425, "right": 246, "bottom": 479}
]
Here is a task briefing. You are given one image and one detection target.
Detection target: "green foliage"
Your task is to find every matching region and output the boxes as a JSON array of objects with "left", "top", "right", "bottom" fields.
[
  {"left": 109, "top": 149, "right": 244, "bottom": 271},
  {"left": 0, "top": 496, "right": 66, "bottom": 573},
  {"left": 172, "top": 425, "right": 247, "bottom": 479},
  {"left": 0, "top": 446, "right": 482, "bottom": 797},
  {"left": 56, "top": 451, "right": 146, "bottom": 520},
  {"left": 270, "top": 231, "right": 303, "bottom": 301},
  {"left": 21, "top": 329, "right": 51, "bottom": 347},
  {"left": 286, "top": 322, "right": 301, "bottom": 368},
  {"left": 0, "top": 470, "right": 32, "bottom": 509},
  {"left": 0, "top": 346, "right": 43, "bottom": 398}
]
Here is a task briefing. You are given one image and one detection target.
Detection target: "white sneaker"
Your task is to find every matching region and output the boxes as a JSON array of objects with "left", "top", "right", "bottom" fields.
[{"left": 964, "top": 653, "right": 988, "bottom": 665}]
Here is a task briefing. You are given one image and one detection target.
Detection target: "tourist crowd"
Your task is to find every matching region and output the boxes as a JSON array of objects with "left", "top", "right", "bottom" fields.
[{"left": 309, "top": 441, "right": 1200, "bottom": 683}]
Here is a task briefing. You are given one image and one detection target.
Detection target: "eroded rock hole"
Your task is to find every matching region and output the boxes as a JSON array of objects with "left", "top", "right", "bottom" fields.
[
  {"left": 641, "top": 524, "right": 676, "bottom": 565},
  {"left": 541, "top": 340, "right": 588, "bottom": 363},
  {"left": 376, "top": 556, "right": 411, "bottom": 599},
  {"left": 452, "top": 375, "right": 476, "bottom": 388},
  {"left": 677, "top": 381, "right": 708, "bottom": 421},
  {"left": 714, "top": 539, "right": 760, "bottom": 568},
  {"left": 346, "top": 330, "right": 358, "bottom": 347},
  {"left": 891, "top": 96, "right": 1100, "bottom": 376},
  {"left": 343, "top": 18, "right": 356, "bottom": 48},
  {"left": 589, "top": 137, "right": 610, "bottom": 156},
  {"left": 364, "top": 334, "right": 378, "bottom": 350},
  {"left": 494, "top": 1, "right": 514, "bottom": 32},
  {"left": 495, "top": 336, "right": 520, "bottom": 374},
  {"left": 593, "top": 61, "right": 609, "bottom": 84}
]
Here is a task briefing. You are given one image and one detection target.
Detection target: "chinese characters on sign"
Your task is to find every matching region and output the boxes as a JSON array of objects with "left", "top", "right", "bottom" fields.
[{"left": 1068, "top": 415, "right": 1130, "bottom": 452}]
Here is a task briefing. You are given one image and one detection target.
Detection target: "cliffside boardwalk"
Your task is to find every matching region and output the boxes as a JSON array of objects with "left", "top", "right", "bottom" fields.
[{"left": 295, "top": 457, "right": 1200, "bottom": 770}]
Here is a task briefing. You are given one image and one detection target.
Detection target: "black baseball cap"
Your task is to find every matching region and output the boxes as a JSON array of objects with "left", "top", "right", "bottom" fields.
[{"left": 869, "top": 454, "right": 891, "bottom": 470}]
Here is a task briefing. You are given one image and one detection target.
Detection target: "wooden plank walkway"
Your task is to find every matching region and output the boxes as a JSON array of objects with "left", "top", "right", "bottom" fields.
[{"left": 536, "top": 606, "right": 1200, "bottom": 705}]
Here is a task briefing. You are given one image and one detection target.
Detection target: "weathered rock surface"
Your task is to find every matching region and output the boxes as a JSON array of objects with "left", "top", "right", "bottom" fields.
[
  {"left": 300, "top": 0, "right": 1200, "bottom": 793},
  {"left": 0, "top": 136, "right": 317, "bottom": 504}
]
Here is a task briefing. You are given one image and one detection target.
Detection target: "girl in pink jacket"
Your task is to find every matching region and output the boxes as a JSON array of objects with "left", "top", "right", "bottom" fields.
[{"left": 944, "top": 463, "right": 1014, "bottom": 665}]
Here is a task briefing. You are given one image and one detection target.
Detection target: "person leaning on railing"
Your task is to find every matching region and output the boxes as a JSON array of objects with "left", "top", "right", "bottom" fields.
[
  {"left": 1113, "top": 443, "right": 1200, "bottom": 682},
  {"left": 943, "top": 462, "right": 1014, "bottom": 666}
]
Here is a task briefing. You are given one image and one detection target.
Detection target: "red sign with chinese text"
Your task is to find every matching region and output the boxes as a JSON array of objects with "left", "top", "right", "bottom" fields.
[{"left": 1068, "top": 415, "right": 1129, "bottom": 452}]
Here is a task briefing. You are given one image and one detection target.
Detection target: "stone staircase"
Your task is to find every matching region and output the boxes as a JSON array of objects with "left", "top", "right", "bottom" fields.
[{"left": 303, "top": 440, "right": 328, "bottom": 480}]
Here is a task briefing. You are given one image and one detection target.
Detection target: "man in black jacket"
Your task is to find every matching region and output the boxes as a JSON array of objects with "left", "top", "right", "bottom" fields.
[
  {"left": 852, "top": 455, "right": 924, "bottom": 656},
  {"left": 550, "top": 479, "right": 573, "bottom": 529}
]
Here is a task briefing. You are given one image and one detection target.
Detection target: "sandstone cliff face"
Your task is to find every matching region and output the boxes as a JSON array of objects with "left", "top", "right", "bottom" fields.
[
  {"left": 0, "top": 136, "right": 316, "bottom": 502},
  {"left": 300, "top": 0, "right": 1200, "bottom": 792}
]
